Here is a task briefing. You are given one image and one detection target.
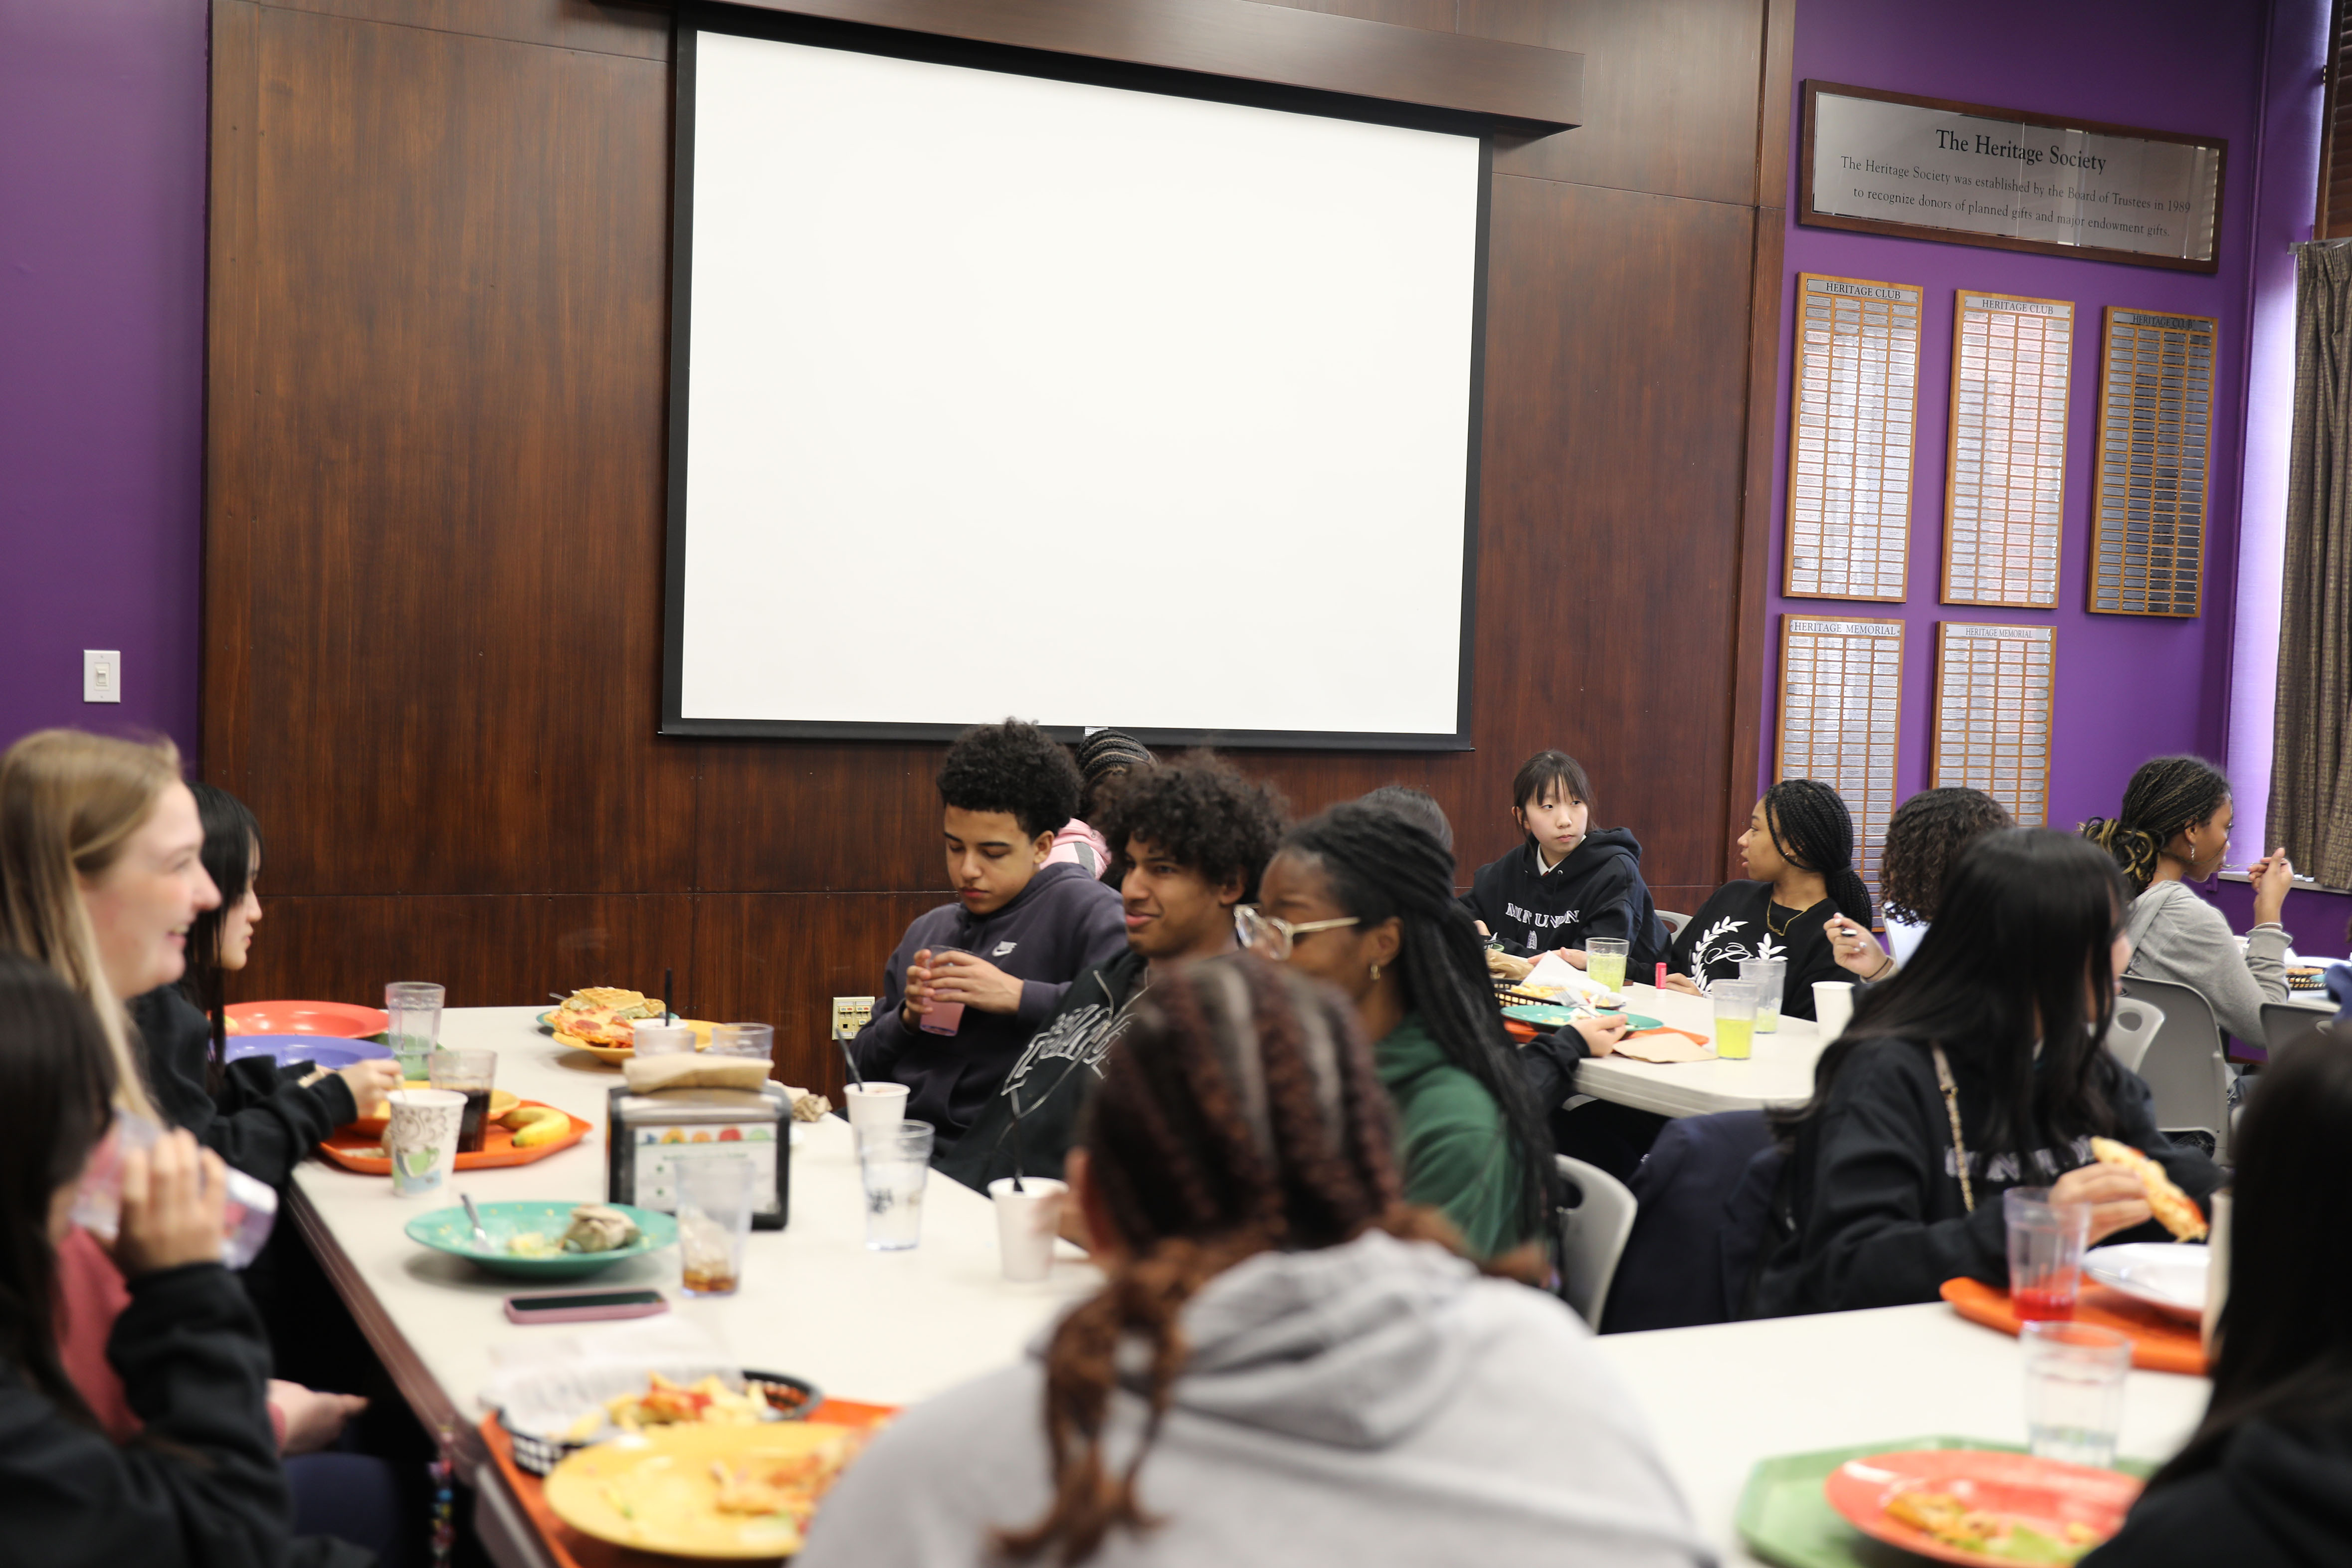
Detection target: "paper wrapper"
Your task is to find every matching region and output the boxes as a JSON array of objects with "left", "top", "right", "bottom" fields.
[{"left": 485, "top": 1316, "right": 744, "bottom": 1440}]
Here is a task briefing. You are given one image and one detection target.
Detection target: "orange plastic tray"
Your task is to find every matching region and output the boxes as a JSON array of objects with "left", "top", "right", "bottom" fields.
[
  {"left": 317, "top": 1101, "right": 592, "bottom": 1175},
  {"left": 1941, "top": 1276, "right": 2207, "bottom": 1375},
  {"left": 478, "top": 1400, "right": 897, "bottom": 1568}
]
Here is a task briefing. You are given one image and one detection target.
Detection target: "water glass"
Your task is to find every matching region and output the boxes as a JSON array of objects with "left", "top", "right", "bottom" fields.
[
  {"left": 1739, "top": 958, "right": 1786, "bottom": 1032},
  {"left": 677, "top": 1156, "right": 759, "bottom": 1296},
  {"left": 709, "top": 1022, "right": 774, "bottom": 1062},
  {"left": 1711, "top": 980, "right": 1760, "bottom": 1060},
  {"left": 2005, "top": 1186, "right": 2092, "bottom": 1322},
  {"left": 428, "top": 1048, "right": 498, "bottom": 1155},
  {"left": 2022, "top": 1321, "right": 2131, "bottom": 1469},
  {"left": 859, "top": 1121, "right": 936, "bottom": 1252},
  {"left": 1584, "top": 939, "right": 1629, "bottom": 995},
  {"left": 385, "top": 981, "right": 444, "bottom": 1082}
]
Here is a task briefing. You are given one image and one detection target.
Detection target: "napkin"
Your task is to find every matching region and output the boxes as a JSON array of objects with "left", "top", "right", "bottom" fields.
[
  {"left": 623, "top": 1053, "right": 773, "bottom": 1092},
  {"left": 484, "top": 1315, "right": 742, "bottom": 1435},
  {"left": 1525, "top": 950, "right": 1615, "bottom": 1001},
  {"left": 1608, "top": 1030, "right": 1715, "bottom": 1064}
]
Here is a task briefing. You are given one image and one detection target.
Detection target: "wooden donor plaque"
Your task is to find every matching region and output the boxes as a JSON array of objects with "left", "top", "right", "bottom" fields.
[
  {"left": 1931, "top": 621, "right": 2054, "bottom": 828},
  {"left": 2089, "top": 307, "right": 2215, "bottom": 617},
  {"left": 1777, "top": 615, "right": 1904, "bottom": 886},
  {"left": 1786, "top": 274, "right": 1922, "bottom": 602},
  {"left": 1944, "top": 291, "right": 2073, "bottom": 609}
]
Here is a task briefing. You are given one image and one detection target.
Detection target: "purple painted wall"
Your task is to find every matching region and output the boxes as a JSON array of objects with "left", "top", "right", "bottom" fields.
[
  {"left": 1768, "top": 0, "right": 2349, "bottom": 958},
  {"left": 0, "top": 0, "right": 207, "bottom": 758}
]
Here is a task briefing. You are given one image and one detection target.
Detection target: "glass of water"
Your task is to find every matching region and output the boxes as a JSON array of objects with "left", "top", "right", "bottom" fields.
[
  {"left": 1739, "top": 958, "right": 1785, "bottom": 1032},
  {"left": 385, "top": 981, "right": 443, "bottom": 1082},
  {"left": 1584, "top": 939, "right": 1628, "bottom": 994},
  {"left": 2022, "top": 1320, "right": 2131, "bottom": 1469},
  {"left": 859, "top": 1121, "right": 935, "bottom": 1252}
]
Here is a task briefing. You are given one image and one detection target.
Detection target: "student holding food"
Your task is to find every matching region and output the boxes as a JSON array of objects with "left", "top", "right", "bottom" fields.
[
  {"left": 850, "top": 721, "right": 1128, "bottom": 1149},
  {"left": 1752, "top": 829, "right": 2222, "bottom": 1318},
  {"left": 1461, "top": 751, "right": 1672, "bottom": 981},
  {"left": 1661, "top": 779, "right": 1869, "bottom": 1022},
  {"left": 798, "top": 956, "right": 1709, "bottom": 1568}
]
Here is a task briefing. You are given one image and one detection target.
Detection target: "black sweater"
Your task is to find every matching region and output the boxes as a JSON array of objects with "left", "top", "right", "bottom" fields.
[
  {"left": 0, "top": 1263, "right": 371, "bottom": 1568},
  {"left": 2084, "top": 1407, "right": 2352, "bottom": 1568},
  {"left": 1665, "top": 881, "right": 1842, "bottom": 1021},
  {"left": 1461, "top": 830, "right": 1673, "bottom": 973},
  {"left": 129, "top": 987, "right": 357, "bottom": 1192},
  {"left": 1752, "top": 1037, "right": 2221, "bottom": 1317}
]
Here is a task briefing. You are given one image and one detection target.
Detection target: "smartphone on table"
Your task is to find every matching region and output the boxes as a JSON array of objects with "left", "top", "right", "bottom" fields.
[{"left": 503, "top": 1289, "right": 668, "bottom": 1325}]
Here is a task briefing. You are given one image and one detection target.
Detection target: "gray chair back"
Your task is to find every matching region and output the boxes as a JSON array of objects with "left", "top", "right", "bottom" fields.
[
  {"left": 1555, "top": 1154, "right": 1637, "bottom": 1329},
  {"left": 2120, "top": 977, "right": 2232, "bottom": 1163},
  {"left": 2260, "top": 1001, "right": 2330, "bottom": 1060},
  {"left": 1656, "top": 910, "right": 1692, "bottom": 938},
  {"left": 2105, "top": 995, "right": 2163, "bottom": 1075}
]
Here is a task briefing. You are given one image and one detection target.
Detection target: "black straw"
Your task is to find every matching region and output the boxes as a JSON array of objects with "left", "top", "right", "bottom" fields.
[
  {"left": 663, "top": 967, "right": 673, "bottom": 1026},
  {"left": 837, "top": 1033, "right": 864, "bottom": 1091}
]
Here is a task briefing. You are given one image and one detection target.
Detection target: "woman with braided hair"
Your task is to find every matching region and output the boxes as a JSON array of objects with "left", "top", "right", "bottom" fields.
[
  {"left": 1661, "top": 781, "right": 1873, "bottom": 1020},
  {"left": 798, "top": 956, "right": 1708, "bottom": 1568},
  {"left": 1245, "top": 801, "right": 1564, "bottom": 1266},
  {"left": 2080, "top": 756, "right": 2297, "bottom": 1045}
]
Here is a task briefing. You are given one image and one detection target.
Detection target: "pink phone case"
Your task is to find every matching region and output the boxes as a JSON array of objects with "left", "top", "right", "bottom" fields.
[{"left": 503, "top": 1291, "right": 669, "bottom": 1325}]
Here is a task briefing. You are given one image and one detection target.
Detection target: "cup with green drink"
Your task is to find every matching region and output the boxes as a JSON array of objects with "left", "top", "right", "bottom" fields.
[
  {"left": 1712, "top": 980, "right": 1760, "bottom": 1060},
  {"left": 1585, "top": 939, "right": 1629, "bottom": 996}
]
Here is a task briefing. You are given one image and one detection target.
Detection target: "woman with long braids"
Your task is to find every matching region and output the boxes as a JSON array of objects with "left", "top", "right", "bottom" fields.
[
  {"left": 1752, "top": 830, "right": 2221, "bottom": 1318},
  {"left": 1662, "top": 780, "right": 1873, "bottom": 1020},
  {"left": 2080, "top": 755, "right": 2296, "bottom": 1044},
  {"left": 799, "top": 956, "right": 1708, "bottom": 1568},
  {"left": 1245, "top": 801, "right": 1563, "bottom": 1266}
]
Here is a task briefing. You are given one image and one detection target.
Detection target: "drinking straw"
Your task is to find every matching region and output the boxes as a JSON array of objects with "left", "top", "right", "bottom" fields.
[
  {"left": 1007, "top": 1097, "right": 1027, "bottom": 1193},
  {"left": 836, "top": 1033, "right": 864, "bottom": 1091},
  {"left": 663, "top": 967, "right": 674, "bottom": 1026}
]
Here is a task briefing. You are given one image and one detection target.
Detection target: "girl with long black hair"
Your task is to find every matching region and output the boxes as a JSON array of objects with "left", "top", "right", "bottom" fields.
[
  {"left": 0, "top": 952, "right": 369, "bottom": 1568},
  {"left": 1243, "top": 801, "right": 1559, "bottom": 1266},
  {"left": 1662, "top": 780, "right": 1873, "bottom": 1021},
  {"left": 2083, "top": 1040, "right": 2352, "bottom": 1568},
  {"left": 1752, "top": 829, "right": 2222, "bottom": 1317}
]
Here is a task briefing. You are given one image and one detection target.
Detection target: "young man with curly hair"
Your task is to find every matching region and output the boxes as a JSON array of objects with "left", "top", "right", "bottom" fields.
[
  {"left": 850, "top": 720, "right": 1127, "bottom": 1148},
  {"left": 935, "top": 754, "right": 1285, "bottom": 1192}
]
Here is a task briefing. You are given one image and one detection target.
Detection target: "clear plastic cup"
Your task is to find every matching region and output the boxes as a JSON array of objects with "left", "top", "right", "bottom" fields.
[
  {"left": 2022, "top": 1321, "right": 2131, "bottom": 1469},
  {"left": 859, "top": 1121, "right": 935, "bottom": 1251},
  {"left": 385, "top": 981, "right": 443, "bottom": 1082},
  {"left": 631, "top": 1022, "right": 696, "bottom": 1057},
  {"left": 428, "top": 1048, "right": 498, "bottom": 1154},
  {"left": 385, "top": 1088, "right": 467, "bottom": 1198},
  {"left": 708, "top": 1022, "right": 774, "bottom": 1061},
  {"left": 72, "top": 1112, "right": 279, "bottom": 1268},
  {"left": 843, "top": 1081, "right": 908, "bottom": 1133},
  {"left": 677, "top": 1156, "right": 759, "bottom": 1296},
  {"left": 1739, "top": 958, "right": 1786, "bottom": 1032},
  {"left": 1712, "top": 980, "right": 1760, "bottom": 1059},
  {"left": 1584, "top": 939, "right": 1628, "bottom": 995},
  {"left": 2202, "top": 1189, "right": 2232, "bottom": 1356},
  {"left": 2005, "top": 1186, "right": 2092, "bottom": 1322},
  {"left": 1813, "top": 980, "right": 1856, "bottom": 1041},
  {"left": 989, "top": 1176, "right": 1068, "bottom": 1282}
]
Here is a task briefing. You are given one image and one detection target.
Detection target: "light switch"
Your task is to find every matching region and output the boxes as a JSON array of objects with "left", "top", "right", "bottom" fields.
[{"left": 83, "top": 650, "right": 122, "bottom": 704}]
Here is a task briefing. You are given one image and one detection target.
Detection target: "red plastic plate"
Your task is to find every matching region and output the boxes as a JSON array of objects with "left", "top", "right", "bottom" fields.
[
  {"left": 1823, "top": 1448, "right": 2140, "bottom": 1567},
  {"left": 225, "top": 1000, "right": 390, "bottom": 1038}
]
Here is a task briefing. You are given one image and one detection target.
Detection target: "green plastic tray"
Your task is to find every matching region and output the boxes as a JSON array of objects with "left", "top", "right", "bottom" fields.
[{"left": 1734, "top": 1437, "right": 2154, "bottom": 1568}]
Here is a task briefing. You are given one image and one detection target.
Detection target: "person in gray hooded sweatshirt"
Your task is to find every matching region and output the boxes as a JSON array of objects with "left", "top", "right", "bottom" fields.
[{"left": 797, "top": 955, "right": 1710, "bottom": 1568}]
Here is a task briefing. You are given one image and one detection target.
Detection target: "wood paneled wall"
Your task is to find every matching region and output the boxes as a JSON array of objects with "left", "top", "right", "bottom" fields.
[{"left": 204, "top": 0, "right": 1795, "bottom": 1095}]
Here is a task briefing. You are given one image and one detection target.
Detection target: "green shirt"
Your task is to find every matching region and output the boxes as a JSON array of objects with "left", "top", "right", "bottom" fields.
[{"left": 1373, "top": 1013, "right": 1531, "bottom": 1260}]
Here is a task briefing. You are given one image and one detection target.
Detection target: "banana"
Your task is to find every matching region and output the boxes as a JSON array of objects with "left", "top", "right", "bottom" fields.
[{"left": 510, "top": 1108, "right": 572, "bottom": 1149}]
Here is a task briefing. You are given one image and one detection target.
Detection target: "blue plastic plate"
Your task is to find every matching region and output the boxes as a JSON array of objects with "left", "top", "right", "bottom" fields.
[{"left": 224, "top": 1034, "right": 393, "bottom": 1070}]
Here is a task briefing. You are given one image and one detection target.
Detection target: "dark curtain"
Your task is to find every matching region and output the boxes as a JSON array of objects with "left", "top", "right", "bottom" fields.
[{"left": 2270, "top": 243, "right": 2352, "bottom": 889}]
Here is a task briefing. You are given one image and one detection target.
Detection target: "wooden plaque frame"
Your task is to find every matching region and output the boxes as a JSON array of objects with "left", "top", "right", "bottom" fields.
[
  {"left": 1775, "top": 613, "right": 1905, "bottom": 884},
  {"left": 1784, "top": 273, "right": 1922, "bottom": 603},
  {"left": 1942, "top": 290, "right": 2073, "bottom": 610},
  {"left": 2087, "top": 305, "right": 2217, "bottom": 618},
  {"left": 1930, "top": 621, "right": 2056, "bottom": 828}
]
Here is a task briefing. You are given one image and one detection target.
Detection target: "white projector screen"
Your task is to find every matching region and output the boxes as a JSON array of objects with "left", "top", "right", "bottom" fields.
[{"left": 664, "top": 20, "right": 1488, "bottom": 747}]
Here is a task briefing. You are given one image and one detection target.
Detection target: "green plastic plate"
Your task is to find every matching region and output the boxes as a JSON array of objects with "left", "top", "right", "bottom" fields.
[
  {"left": 1502, "top": 1002, "right": 1664, "bottom": 1032},
  {"left": 1734, "top": 1436, "right": 2153, "bottom": 1568},
  {"left": 404, "top": 1200, "right": 677, "bottom": 1280}
]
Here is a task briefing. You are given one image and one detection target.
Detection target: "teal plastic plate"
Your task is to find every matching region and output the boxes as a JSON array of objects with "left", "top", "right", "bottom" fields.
[
  {"left": 1502, "top": 1003, "right": 1664, "bottom": 1032},
  {"left": 1734, "top": 1436, "right": 2153, "bottom": 1568},
  {"left": 404, "top": 1200, "right": 677, "bottom": 1280}
]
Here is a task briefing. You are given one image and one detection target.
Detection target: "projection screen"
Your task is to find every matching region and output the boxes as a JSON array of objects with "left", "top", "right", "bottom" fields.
[{"left": 664, "top": 17, "right": 1489, "bottom": 747}]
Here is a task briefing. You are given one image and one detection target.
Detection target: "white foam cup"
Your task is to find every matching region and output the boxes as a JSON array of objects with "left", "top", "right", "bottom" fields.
[
  {"left": 989, "top": 1176, "right": 1068, "bottom": 1282},
  {"left": 1812, "top": 981, "right": 1856, "bottom": 1042},
  {"left": 631, "top": 1022, "right": 696, "bottom": 1057},
  {"left": 844, "top": 1081, "right": 909, "bottom": 1132}
]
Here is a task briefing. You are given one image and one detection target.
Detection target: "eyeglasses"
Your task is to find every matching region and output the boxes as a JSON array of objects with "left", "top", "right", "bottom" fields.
[{"left": 1234, "top": 904, "right": 1359, "bottom": 961}]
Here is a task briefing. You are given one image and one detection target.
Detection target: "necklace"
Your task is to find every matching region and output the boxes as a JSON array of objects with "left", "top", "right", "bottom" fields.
[{"left": 1765, "top": 897, "right": 1824, "bottom": 937}]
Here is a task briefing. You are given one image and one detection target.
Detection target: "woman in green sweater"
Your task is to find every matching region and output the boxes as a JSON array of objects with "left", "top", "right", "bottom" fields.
[{"left": 1243, "top": 801, "right": 1555, "bottom": 1270}]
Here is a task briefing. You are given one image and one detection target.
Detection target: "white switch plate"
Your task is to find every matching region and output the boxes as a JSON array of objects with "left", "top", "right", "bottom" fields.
[
  {"left": 83, "top": 650, "right": 122, "bottom": 703},
  {"left": 831, "top": 996, "right": 874, "bottom": 1040}
]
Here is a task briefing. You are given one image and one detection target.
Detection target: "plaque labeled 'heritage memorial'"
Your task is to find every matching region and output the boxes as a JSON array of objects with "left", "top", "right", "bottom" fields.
[
  {"left": 2090, "top": 307, "right": 2215, "bottom": 617},
  {"left": 1777, "top": 615, "right": 1903, "bottom": 883},
  {"left": 1932, "top": 621, "right": 2055, "bottom": 828},
  {"left": 1944, "top": 292, "right": 2073, "bottom": 609},
  {"left": 1786, "top": 274, "right": 1921, "bottom": 602}
]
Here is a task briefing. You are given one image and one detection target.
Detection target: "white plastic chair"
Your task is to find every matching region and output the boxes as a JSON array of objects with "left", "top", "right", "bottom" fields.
[
  {"left": 2120, "top": 978, "right": 2232, "bottom": 1163},
  {"left": 2105, "top": 994, "right": 2163, "bottom": 1075},
  {"left": 1555, "top": 1155, "right": 1637, "bottom": 1330},
  {"left": 1656, "top": 910, "right": 1691, "bottom": 939}
]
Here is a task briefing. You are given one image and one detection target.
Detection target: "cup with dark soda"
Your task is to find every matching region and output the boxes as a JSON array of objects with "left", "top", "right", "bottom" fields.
[{"left": 429, "top": 1048, "right": 499, "bottom": 1155}]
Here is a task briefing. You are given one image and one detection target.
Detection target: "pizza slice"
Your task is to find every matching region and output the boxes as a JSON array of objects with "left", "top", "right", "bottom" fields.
[{"left": 2088, "top": 1136, "right": 2209, "bottom": 1242}]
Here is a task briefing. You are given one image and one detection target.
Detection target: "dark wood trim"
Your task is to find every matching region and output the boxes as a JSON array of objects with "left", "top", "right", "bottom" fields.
[
  {"left": 1797, "top": 80, "right": 2226, "bottom": 275},
  {"left": 708, "top": 0, "right": 1582, "bottom": 129},
  {"left": 201, "top": 0, "right": 261, "bottom": 792},
  {"left": 2320, "top": 0, "right": 2346, "bottom": 236}
]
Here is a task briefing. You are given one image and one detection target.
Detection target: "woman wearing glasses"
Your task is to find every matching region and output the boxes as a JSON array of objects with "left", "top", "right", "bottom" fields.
[{"left": 1240, "top": 801, "right": 1618, "bottom": 1270}]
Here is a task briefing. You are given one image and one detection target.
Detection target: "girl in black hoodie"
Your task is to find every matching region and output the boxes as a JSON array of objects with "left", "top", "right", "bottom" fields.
[
  {"left": 1461, "top": 752, "right": 1672, "bottom": 977},
  {"left": 0, "top": 953, "right": 369, "bottom": 1568},
  {"left": 1753, "top": 829, "right": 2220, "bottom": 1317}
]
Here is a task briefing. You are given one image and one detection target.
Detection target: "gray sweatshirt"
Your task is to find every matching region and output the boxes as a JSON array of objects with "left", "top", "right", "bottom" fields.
[
  {"left": 796, "top": 1231, "right": 1712, "bottom": 1568},
  {"left": 2124, "top": 879, "right": 2289, "bottom": 1044}
]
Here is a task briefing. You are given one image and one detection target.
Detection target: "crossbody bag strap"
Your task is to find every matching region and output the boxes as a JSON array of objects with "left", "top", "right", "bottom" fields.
[{"left": 1930, "top": 1043, "right": 1974, "bottom": 1214}]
